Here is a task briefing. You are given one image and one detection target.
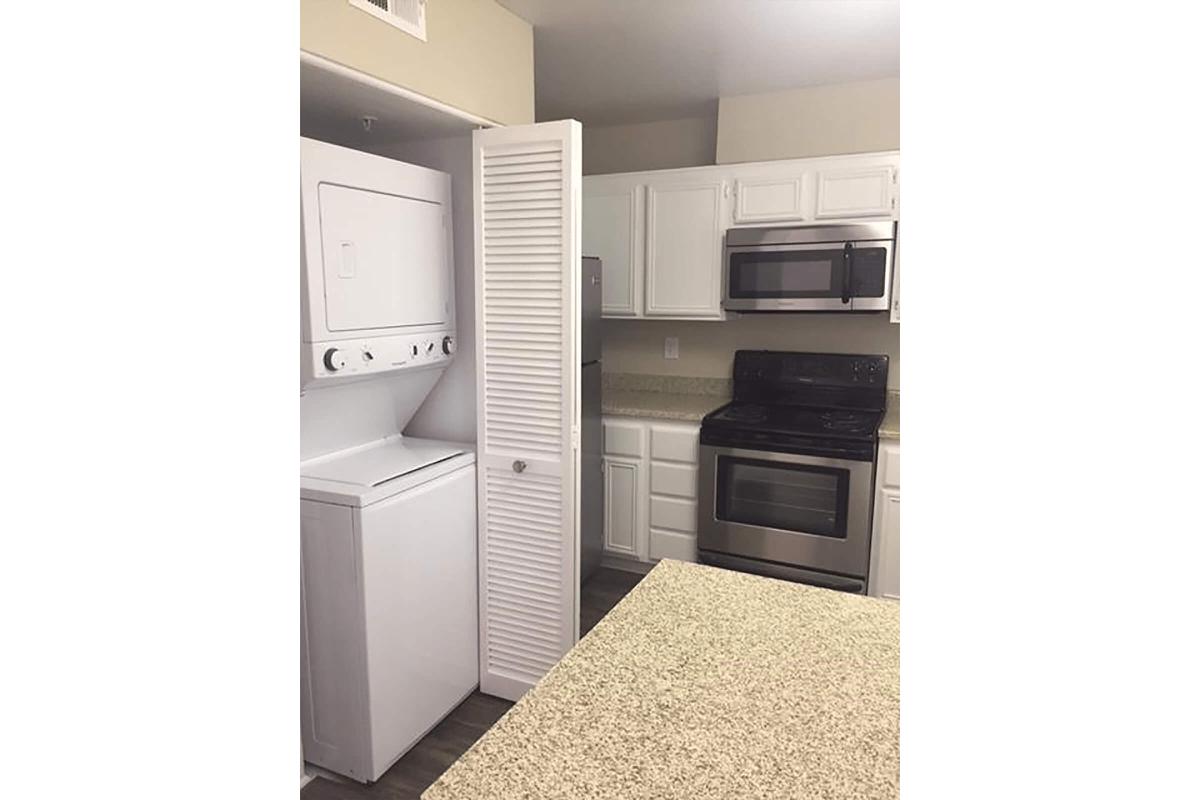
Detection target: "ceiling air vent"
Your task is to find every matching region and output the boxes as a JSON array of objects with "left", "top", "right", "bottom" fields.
[{"left": 348, "top": 0, "right": 427, "bottom": 42}]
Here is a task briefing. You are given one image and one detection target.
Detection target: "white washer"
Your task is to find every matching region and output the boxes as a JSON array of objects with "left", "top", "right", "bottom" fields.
[{"left": 299, "top": 437, "right": 478, "bottom": 783}]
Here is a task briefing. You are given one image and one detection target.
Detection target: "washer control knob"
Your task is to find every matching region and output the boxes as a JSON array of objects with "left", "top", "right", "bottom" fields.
[
  {"left": 362, "top": 349, "right": 374, "bottom": 363},
  {"left": 323, "top": 348, "right": 347, "bottom": 372},
  {"left": 426, "top": 341, "right": 436, "bottom": 354},
  {"left": 442, "top": 336, "right": 455, "bottom": 355}
]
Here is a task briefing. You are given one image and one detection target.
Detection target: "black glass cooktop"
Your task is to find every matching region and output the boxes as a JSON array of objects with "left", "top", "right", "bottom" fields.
[{"left": 704, "top": 402, "right": 884, "bottom": 441}]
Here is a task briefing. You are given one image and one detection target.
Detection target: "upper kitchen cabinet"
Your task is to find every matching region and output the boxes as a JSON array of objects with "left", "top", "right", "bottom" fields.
[
  {"left": 732, "top": 173, "right": 807, "bottom": 224},
  {"left": 581, "top": 151, "right": 898, "bottom": 320},
  {"left": 582, "top": 175, "right": 644, "bottom": 317},
  {"left": 582, "top": 169, "right": 727, "bottom": 321},
  {"left": 814, "top": 161, "right": 896, "bottom": 220},
  {"left": 644, "top": 177, "right": 726, "bottom": 319},
  {"left": 728, "top": 152, "right": 899, "bottom": 226}
]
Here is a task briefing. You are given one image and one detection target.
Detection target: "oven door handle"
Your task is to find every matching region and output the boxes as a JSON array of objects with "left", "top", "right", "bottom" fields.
[
  {"left": 702, "top": 444, "right": 875, "bottom": 474},
  {"left": 841, "top": 242, "right": 854, "bottom": 304}
]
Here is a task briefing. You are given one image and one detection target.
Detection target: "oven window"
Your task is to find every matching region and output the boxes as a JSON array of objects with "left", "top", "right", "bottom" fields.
[
  {"left": 727, "top": 249, "right": 843, "bottom": 298},
  {"left": 715, "top": 456, "right": 849, "bottom": 538}
]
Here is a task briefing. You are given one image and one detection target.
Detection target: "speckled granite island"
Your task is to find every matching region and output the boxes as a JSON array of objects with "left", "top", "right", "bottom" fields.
[{"left": 422, "top": 560, "right": 899, "bottom": 800}]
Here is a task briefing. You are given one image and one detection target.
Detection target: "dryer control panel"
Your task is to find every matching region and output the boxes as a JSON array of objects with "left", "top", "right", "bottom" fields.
[{"left": 302, "top": 329, "right": 456, "bottom": 387}]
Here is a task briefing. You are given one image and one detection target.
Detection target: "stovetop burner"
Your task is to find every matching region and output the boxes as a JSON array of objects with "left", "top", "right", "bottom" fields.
[
  {"left": 821, "top": 409, "right": 871, "bottom": 432},
  {"left": 714, "top": 405, "right": 769, "bottom": 423}
]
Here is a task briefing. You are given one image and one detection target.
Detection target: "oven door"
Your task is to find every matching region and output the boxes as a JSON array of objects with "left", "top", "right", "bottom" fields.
[
  {"left": 724, "top": 240, "right": 893, "bottom": 312},
  {"left": 698, "top": 445, "right": 874, "bottom": 578}
]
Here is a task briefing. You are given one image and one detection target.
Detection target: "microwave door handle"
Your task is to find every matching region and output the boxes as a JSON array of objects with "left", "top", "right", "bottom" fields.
[{"left": 841, "top": 243, "right": 853, "bottom": 304}]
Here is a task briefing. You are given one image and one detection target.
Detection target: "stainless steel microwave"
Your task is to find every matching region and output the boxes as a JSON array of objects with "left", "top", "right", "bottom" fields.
[{"left": 723, "top": 221, "right": 897, "bottom": 312}]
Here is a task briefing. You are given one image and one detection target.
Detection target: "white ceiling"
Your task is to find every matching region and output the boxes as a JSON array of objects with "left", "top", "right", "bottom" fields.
[{"left": 497, "top": 0, "right": 899, "bottom": 125}]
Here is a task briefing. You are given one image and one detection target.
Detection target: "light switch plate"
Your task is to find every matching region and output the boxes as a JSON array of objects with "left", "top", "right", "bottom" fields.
[{"left": 664, "top": 337, "right": 679, "bottom": 360}]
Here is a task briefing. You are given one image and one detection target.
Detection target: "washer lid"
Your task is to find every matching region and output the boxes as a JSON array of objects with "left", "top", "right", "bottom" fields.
[{"left": 301, "top": 436, "right": 467, "bottom": 491}]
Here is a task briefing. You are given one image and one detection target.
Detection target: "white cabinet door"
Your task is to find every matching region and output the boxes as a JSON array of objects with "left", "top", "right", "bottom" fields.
[
  {"left": 473, "top": 119, "right": 582, "bottom": 702},
  {"left": 733, "top": 173, "right": 808, "bottom": 224},
  {"left": 602, "top": 456, "right": 644, "bottom": 559},
  {"left": 645, "top": 180, "right": 725, "bottom": 319},
  {"left": 582, "top": 178, "right": 643, "bottom": 317},
  {"left": 815, "top": 164, "right": 896, "bottom": 219},
  {"left": 874, "top": 490, "right": 900, "bottom": 601},
  {"left": 870, "top": 441, "right": 900, "bottom": 601}
]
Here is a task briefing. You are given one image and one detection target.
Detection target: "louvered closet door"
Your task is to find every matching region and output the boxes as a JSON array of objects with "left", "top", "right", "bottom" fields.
[{"left": 473, "top": 120, "right": 582, "bottom": 701}]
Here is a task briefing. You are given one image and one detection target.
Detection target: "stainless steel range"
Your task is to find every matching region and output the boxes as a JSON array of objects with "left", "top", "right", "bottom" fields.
[{"left": 698, "top": 351, "right": 888, "bottom": 594}]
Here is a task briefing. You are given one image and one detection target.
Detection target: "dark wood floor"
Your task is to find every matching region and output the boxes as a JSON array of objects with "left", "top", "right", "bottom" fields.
[{"left": 301, "top": 566, "right": 645, "bottom": 800}]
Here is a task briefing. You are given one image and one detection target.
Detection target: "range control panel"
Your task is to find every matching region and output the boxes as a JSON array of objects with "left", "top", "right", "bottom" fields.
[{"left": 303, "top": 329, "right": 456, "bottom": 386}]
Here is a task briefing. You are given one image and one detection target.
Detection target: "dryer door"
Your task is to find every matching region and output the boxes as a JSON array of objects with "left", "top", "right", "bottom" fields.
[{"left": 318, "top": 183, "right": 450, "bottom": 333}]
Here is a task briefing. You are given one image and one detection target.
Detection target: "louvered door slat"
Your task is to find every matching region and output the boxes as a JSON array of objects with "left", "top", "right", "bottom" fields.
[{"left": 473, "top": 121, "right": 582, "bottom": 702}]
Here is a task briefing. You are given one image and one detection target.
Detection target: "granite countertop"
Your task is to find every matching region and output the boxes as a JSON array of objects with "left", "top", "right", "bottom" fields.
[
  {"left": 601, "top": 373, "right": 731, "bottom": 422},
  {"left": 879, "top": 392, "right": 900, "bottom": 440},
  {"left": 423, "top": 560, "right": 900, "bottom": 800}
]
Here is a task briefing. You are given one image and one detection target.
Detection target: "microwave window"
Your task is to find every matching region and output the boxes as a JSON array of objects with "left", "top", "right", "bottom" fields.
[{"left": 728, "top": 250, "right": 842, "bottom": 298}]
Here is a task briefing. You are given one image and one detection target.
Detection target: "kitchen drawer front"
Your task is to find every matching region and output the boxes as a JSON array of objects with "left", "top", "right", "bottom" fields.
[
  {"left": 603, "top": 418, "right": 645, "bottom": 458},
  {"left": 879, "top": 443, "right": 900, "bottom": 489},
  {"left": 649, "top": 423, "right": 699, "bottom": 464},
  {"left": 650, "top": 495, "right": 697, "bottom": 535},
  {"left": 649, "top": 529, "right": 697, "bottom": 562},
  {"left": 650, "top": 461, "right": 697, "bottom": 500}
]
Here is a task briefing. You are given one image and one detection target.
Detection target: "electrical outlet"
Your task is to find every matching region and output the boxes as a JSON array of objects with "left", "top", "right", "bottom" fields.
[{"left": 664, "top": 337, "right": 679, "bottom": 360}]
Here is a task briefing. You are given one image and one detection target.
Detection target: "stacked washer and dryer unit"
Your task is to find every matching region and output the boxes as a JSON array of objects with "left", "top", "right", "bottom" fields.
[{"left": 299, "top": 138, "right": 478, "bottom": 783}]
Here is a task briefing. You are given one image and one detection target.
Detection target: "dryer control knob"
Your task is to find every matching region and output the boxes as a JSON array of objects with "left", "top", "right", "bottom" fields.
[
  {"left": 323, "top": 348, "right": 347, "bottom": 372},
  {"left": 442, "top": 336, "right": 455, "bottom": 355}
]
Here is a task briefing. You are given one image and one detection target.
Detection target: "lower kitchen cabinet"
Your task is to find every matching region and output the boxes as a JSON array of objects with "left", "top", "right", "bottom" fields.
[
  {"left": 602, "top": 417, "right": 700, "bottom": 565},
  {"left": 602, "top": 456, "right": 644, "bottom": 559},
  {"left": 869, "top": 440, "right": 900, "bottom": 600}
]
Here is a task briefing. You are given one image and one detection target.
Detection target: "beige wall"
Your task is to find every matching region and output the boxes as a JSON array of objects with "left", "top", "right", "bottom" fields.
[
  {"left": 716, "top": 78, "right": 899, "bottom": 163},
  {"left": 583, "top": 116, "right": 716, "bottom": 175},
  {"left": 300, "top": 0, "right": 534, "bottom": 125},
  {"left": 603, "top": 315, "right": 899, "bottom": 390}
]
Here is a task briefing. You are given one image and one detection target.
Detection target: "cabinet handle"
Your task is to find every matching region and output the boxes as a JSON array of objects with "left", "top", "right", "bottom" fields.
[{"left": 512, "top": 460, "right": 527, "bottom": 473}]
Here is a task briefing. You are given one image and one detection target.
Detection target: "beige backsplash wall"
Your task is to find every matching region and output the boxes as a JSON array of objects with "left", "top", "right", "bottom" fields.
[{"left": 602, "top": 314, "right": 899, "bottom": 390}]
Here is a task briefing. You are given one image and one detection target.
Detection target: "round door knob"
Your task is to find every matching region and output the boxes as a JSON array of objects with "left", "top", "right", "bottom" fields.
[
  {"left": 512, "top": 460, "right": 527, "bottom": 473},
  {"left": 323, "top": 348, "right": 347, "bottom": 372},
  {"left": 442, "top": 336, "right": 455, "bottom": 355}
]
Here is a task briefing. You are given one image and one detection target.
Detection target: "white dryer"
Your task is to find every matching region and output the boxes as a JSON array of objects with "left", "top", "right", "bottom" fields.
[
  {"left": 300, "top": 137, "right": 456, "bottom": 391},
  {"left": 300, "top": 437, "right": 478, "bottom": 783}
]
